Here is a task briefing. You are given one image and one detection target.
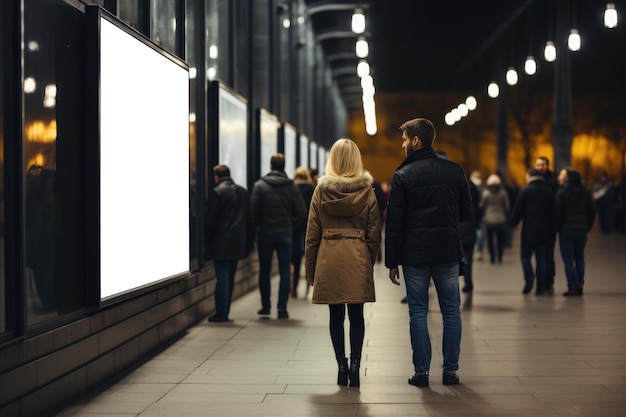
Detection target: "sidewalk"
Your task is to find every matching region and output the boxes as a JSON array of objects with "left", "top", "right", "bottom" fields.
[{"left": 57, "top": 230, "right": 626, "bottom": 417}]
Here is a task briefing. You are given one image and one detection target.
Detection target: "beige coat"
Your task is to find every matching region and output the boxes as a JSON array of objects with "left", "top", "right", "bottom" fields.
[{"left": 305, "top": 173, "right": 382, "bottom": 304}]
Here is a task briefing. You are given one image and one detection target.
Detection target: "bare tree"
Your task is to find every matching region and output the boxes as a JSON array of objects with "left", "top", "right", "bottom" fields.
[
  {"left": 508, "top": 90, "right": 552, "bottom": 169},
  {"left": 575, "top": 94, "right": 626, "bottom": 182}
]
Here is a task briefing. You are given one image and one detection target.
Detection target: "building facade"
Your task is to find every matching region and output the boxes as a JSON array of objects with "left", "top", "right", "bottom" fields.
[{"left": 0, "top": 0, "right": 348, "bottom": 415}]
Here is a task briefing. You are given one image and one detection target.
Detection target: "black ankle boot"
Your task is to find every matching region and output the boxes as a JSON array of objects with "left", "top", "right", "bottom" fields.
[
  {"left": 348, "top": 357, "right": 360, "bottom": 387},
  {"left": 337, "top": 358, "right": 349, "bottom": 386}
]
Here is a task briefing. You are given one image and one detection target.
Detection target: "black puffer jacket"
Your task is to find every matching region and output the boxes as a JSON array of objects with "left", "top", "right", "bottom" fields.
[
  {"left": 460, "top": 180, "right": 481, "bottom": 247},
  {"left": 250, "top": 170, "right": 307, "bottom": 237},
  {"left": 554, "top": 182, "right": 596, "bottom": 232},
  {"left": 510, "top": 177, "right": 555, "bottom": 246},
  {"left": 385, "top": 147, "right": 473, "bottom": 267}
]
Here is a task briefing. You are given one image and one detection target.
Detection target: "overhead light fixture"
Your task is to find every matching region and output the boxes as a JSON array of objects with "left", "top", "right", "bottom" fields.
[
  {"left": 544, "top": 41, "right": 556, "bottom": 62},
  {"left": 357, "top": 60, "right": 370, "bottom": 77},
  {"left": 524, "top": 56, "right": 537, "bottom": 75},
  {"left": 465, "top": 96, "right": 477, "bottom": 110},
  {"left": 445, "top": 112, "right": 455, "bottom": 126},
  {"left": 457, "top": 103, "right": 469, "bottom": 117},
  {"left": 361, "top": 75, "right": 373, "bottom": 89},
  {"left": 488, "top": 82, "right": 499, "bottom": 98},
  {"left": 605, "top": 3, "right": 618, "bottom": 28},
  {"left": 352, "top": 8, "right": 365, "bottom": 34},
  {"left": 356, "top": 38, "right": 369, "bottom": 58},
  {"left": 506, "top": 67, "right": 518, "bottom": 86},
  {"left": 568, "top": 29, "right": 581, "bottom": 51}
]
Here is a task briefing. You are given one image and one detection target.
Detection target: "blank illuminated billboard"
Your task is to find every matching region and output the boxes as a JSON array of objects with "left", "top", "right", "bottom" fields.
[{"left": 98, "top": 13, "right": 190, "bottom": 299}]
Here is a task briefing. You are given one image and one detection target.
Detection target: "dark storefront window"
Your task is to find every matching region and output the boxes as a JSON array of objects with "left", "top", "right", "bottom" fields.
[
  {"left": 24, "top": 0, "right": 86, "bottom": 326},
  {"left": 234, "top": 0, "right": 250, "bottom": 94},
  {"left": 118, "top": 0, "right": 145, "bottom": 33},
  {"left": 186, "top": 0, "right": 199, "bottom": 269},
  {"left": 252, "top": 0, "right": 270, "bottom": 110},
  {"left": 207, "top": 0, "right": 230, "bottom": 85},
  {"left": 151, "top": 0, "right": 179, "bottom": 54},
  {"left": 0, "top": 0, "right": 5, "bottom": 334},
  {"left": 278, "top": 4, "right": 291, "bottom": 123}
]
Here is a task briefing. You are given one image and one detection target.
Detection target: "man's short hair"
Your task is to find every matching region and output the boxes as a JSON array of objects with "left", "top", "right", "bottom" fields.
[
  {"left": 399, "top": 118, "right": 436, "bottom": 147},
  {"left": 527, "top": 168, "right": 541, "bottom": 177},
  {"left": 213, "top": 164, "right": 230, "bottom": 179},
  {"left": 271, "top": 153, "right": 286, "bottom": 171}
]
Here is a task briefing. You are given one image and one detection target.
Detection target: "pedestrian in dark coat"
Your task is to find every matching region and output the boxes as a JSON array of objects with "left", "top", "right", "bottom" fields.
[
  {"left": 385, "top": 117, "right": 473, "bottom": 387},
  {"left": 511, "top": 168, "right": 554, "bottom": 295},
  {"left": 535, "top": 156, "right": 559, "bottom": 294},
  {"left": 554, "top": 168, "right": 596, "bottom": 296},
  {"left": 250, "top": 154, "right": 307, "bottom": 319},
  {"left": 206, "top": 165, "right": 250, "bottom": 322}
]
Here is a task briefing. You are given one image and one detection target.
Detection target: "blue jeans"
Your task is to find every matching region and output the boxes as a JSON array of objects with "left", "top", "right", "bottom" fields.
[
  {"left": 403, "top": 262, "right": 461, "bottom": 374},
  {"left": 520, "top": 241, "right": 546, "bottom": 292},
  {"left": 258, "top": 234, "right": 292, "bottom": 310},
  {"left": 559, "top": 230, "right": 587, "bottom": 290},
  {"left": 213, "top": 260, "right": 238, "bottom": 317}
]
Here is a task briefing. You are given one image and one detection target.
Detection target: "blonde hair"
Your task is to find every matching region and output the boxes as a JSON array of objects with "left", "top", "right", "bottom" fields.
[
  {"left": 294, "top": 166, "right": 312, "bottom": 182},
  {"left": 325, "top": 138, "right": 364, "bottom": 178}
]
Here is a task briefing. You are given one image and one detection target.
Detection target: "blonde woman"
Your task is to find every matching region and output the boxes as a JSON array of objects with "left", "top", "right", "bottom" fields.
[{"left": 305, "top": 138, "right": 382, "bottom": 388}]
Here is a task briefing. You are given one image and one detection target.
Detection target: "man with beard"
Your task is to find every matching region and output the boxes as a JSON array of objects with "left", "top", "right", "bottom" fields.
[
  {"left": 385, "top": 118, "right": 473, "bottom": 387},
  {"left": 535, "top": 156, "right": 559, "bottom": 295}
]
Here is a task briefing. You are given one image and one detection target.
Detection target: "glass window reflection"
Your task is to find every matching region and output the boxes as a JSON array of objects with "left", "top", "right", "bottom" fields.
[
  {"left": 151, "top": 0, "right": 178, "bottom": 53},
  {"left": 186, "top": 0, "right": 198, "bottom": 269},
  {"left": 24, "top": 0, "right": 86, "bottom": 325},
  {"left": 234, "top": 0, "right": 249, "bottom": 93},
  {"left": 0, "top": 0, "right": 5, "bottom": 334},
  {"left": 118, "top": 0, "right": 144, "bottom": 33},
  {"left": 207, "top": 0, "right": 230, "bottom": 84}
]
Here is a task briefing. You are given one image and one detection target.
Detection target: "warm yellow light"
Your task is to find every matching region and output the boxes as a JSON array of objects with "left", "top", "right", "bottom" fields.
[{"left": 25, "top": 120, "right": 57, "bottom": 143}]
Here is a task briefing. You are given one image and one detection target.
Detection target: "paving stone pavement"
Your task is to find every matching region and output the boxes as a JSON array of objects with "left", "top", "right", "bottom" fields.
[{"left": 57, "top": 229, "right": 626, "bottom": 417}]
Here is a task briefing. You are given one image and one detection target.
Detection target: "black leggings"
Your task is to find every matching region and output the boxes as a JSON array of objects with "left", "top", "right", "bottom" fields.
[{"left": 329, "top": 303, "right": 364, "bottom": 361}]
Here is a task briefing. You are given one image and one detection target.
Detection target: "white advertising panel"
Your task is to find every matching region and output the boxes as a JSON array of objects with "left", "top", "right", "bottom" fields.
[{"left": 99, "top": 16, "right": 190, "bottom": 299}]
